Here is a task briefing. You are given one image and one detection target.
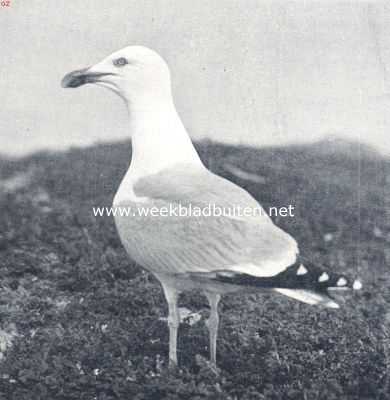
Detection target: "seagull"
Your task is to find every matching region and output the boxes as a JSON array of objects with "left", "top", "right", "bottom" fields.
[{"left": 62, "top": 46, "right": 362, "bottom": 367}]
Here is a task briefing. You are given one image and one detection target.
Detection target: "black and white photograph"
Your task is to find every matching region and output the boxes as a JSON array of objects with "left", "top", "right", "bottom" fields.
[{"left": 0, "top": 1, "right": 389, "bottom": 399}]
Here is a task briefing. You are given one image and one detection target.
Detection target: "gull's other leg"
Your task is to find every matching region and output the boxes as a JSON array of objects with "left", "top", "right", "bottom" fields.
[
  {"left": 160, "top": 281, "right": 179, "bottom": 366},
  {"left": 205, "top": 292, "right": 221, "bottom": 366}
]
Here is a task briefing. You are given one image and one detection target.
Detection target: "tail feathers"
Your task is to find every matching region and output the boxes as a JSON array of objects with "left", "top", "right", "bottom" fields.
[
  {"left": 212, "top": 257, "right": 362, "bottom": 308},
  {"left": 274, "top": 288, "right": 340, "bottom": 308}
]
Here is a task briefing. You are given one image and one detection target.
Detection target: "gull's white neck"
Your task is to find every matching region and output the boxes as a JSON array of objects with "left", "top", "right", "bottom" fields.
[
  {"left": 129, "top": 99, "right": 203, "bottom": 178},
  {"left": 113, "top": 97, "right": 204, "bottom": 205}
]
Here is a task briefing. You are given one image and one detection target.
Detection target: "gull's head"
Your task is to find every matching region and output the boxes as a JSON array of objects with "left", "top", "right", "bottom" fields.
[{"left": 61, "top": 46, "right": 172, "bottom": 104}]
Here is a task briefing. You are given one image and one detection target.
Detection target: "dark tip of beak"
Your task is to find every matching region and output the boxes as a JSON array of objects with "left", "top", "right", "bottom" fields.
[
  {"left": 61, "top": 67, "right": 91, "bottom": 88},
  {"left": 61, "top": 68, "right": 115, "bottom": 88}
]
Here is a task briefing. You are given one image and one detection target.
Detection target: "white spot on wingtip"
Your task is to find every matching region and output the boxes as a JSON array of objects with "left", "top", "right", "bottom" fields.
[
  {"left": 319, "top": 272, "right": 329, "bottom": 282},
  {"left": 323, "top": 233, "right": 333, "bottom": 242},
  {"left": 337, "top": 277, "right": 347, "bottom": 287},
  {"left": 297, "top": 264, "right": 308, "bottom": 275},
  {"left": 353, "top": 280, "right": 362, "bottom": 290}
]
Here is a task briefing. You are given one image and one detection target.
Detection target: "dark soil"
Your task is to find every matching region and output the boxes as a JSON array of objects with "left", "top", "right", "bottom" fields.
[{"left": 0, "top": 139, "right": 389, "bottom": 400}]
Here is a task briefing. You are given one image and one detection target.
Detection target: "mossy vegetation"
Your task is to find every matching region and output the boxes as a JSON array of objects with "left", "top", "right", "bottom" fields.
[{"left": 0, "top": 140, "right": 388, "bottom": 399}]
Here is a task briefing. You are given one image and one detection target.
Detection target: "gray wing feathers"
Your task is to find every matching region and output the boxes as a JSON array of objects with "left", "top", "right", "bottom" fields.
[{"left": 120, "top": 165, "right": 298, "bottom": 276}]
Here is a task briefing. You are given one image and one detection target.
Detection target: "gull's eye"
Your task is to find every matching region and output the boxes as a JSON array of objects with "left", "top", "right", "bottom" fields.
[{"left": 113, "top": 57, "right": 128, "bottom": 67}]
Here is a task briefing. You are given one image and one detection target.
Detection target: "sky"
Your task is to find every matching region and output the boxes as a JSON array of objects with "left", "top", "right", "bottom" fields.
[{"left": 0, "top": 1, "right": 390, "bottom": 156}]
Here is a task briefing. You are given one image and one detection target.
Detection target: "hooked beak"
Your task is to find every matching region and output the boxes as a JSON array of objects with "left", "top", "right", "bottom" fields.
[{"left": 61, "top": 67, "right": 115, "bottom": 88}]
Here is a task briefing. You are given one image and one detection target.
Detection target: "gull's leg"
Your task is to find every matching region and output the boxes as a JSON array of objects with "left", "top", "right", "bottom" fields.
[
  {"left": 160, "top": 281, "right": 179, "bottom": 366},
  {"left": 205, "top": 292, "right": 221, "bottom": 366}
]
